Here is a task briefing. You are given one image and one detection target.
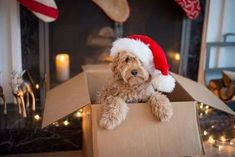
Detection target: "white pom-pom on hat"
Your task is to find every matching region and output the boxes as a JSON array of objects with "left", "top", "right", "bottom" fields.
[{"left": 110, "top": 34, "right": 175, "bottom": 93}]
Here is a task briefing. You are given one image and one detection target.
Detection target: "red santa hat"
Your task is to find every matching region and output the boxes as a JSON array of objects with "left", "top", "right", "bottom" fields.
[{"left": 110, "top": 34, "right": 175, "bottom": 93}]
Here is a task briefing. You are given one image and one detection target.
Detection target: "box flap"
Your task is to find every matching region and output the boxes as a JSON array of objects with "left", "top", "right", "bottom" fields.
[
  {"left": 171, "top": 73, "right": 235, "bottom": 115},
  {"left": 82, "top": 64, "right": 111, "bottom": 72},
  {"left": 82, "top": 64, "right": 113, "bottom": 103},
  {"left": 42, "top": 72, "right": 90, "bottom": 128}
]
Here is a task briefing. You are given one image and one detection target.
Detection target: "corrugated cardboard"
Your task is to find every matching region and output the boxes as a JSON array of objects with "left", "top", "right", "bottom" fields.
[
  {"left": 42, "top": 64, "right": 235, "bottom": 157},
  {"left": 86, "top": 102, "right": 203, "bottom": 157}
]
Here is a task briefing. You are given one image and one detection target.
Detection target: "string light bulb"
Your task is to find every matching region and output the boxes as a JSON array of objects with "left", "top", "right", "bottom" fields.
[
  {"left": 230, "top": 142, "right": 233, "bottom": 145},
  {"left": 63, "top": 120, "right": 69, "bottom": 126},
  {"left": 203, "top": 130, "right": 208, "bottom": 136},
  {"left": 218, "top": 145, "right": 223, "bottom": 151},
  {"left": 75, "top": 111, "right": 82, "bottom": 118},
  {"left": 208, "top": 136, "right": 215, "bottom": 144},
  {"left": 34, "top": 114, "right": 41, "bottom": 121},
  {"left": 35, "top": 84, "right": 40, "bottom": 89},
  {"left": 200, "top": 103, "right": 203, "bottom": 109},
  {"left": 205, "top": 105, "right": 209, "bottom": 109},
  {"left": 211, "top": 125, "right": 215, "bottom": 128},
  {"left": 52, "top": 122, "right": 59, "bottom": 127},
  {"left": 220, "top": 136, "right": 226, "bottom": 142}
]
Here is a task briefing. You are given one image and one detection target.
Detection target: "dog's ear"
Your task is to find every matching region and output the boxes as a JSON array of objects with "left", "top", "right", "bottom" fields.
[{"left": 111, "top": 53, "right": 122, "bottom": 80}]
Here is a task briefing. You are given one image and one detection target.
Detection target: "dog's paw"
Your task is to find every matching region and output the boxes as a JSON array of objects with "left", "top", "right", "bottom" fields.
[
  {"left": 99, "top": 98, "right": 129, "bottom": 130},
  {"left": 99, "top": 116, "right": 122, "bottom": 130},
  {"left": 149, "top": 92, "right": 173, "bottom": 122}
]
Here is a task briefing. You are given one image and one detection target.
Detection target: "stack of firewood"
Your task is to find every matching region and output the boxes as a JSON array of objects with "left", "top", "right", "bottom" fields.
[{"left": 208, "top": 71, "right": 235, "bottom": 102}]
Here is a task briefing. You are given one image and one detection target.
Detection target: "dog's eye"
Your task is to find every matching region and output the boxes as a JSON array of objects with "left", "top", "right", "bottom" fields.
[{"left": 125, "top": 57, "right": 129, "bottom": 63}]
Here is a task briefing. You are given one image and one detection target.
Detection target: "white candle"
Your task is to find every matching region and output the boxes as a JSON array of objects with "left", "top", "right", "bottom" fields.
[{"left": 56, "top": 54, "right": 70, "bottom": 81}]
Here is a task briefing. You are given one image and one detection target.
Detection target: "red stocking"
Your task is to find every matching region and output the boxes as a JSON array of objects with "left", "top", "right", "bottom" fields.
[
  {"left": 17, "top": 0, "right": 58, "bottom": 22},
  {"left": 175, "top": 0, "right": 201, "bottom": 20}
]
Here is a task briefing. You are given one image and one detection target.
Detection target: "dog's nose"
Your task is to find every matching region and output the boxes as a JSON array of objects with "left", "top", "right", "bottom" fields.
[{"left": 131, "top": 69, "right": 138, "bottom": 76}]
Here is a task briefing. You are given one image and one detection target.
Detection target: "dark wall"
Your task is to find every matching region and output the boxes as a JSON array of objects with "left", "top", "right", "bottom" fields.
[{"left": 124, "top": 0, "right": 183, "bottom": 51}]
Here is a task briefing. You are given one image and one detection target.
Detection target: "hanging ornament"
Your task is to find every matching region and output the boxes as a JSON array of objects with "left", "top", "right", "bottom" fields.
[
  {"left": 175, "top": 0, "right": 201, "bottom": 20},
  {"left": 92, "top": 0, "right": 130, "bottom": 23},
  {"left": 17, "top": 0, "right": 59, "bottom": 22}
]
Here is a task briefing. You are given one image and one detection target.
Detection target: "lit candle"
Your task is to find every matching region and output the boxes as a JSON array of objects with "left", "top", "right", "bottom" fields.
[{"left": 56, "top": 53, "right": 70, "bottom": 81}]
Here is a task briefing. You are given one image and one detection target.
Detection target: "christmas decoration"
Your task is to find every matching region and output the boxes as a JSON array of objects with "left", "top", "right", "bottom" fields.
[
  {"left": 110, "top": 34, "right": 175, "bottom": 93},
  {"left": 0, "top": 85, "right": 7, "bottom": 115},
  {"left": 17, "top": 0, "right": 58, "bottom": 22},
  {"left": 198, "top": 102, "right": 235, "bottom": 150},
  {"left": 92, "top": 0, "right": 130, "bottom": 23},
  {"left": 10, "top": 71, "right": 36, "bottom": 118},
  {"left": 175, "top": 0, "right": 201, "bottom": 20}
]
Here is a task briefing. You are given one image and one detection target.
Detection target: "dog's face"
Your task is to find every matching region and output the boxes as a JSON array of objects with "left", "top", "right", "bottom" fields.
[{"left": 112, "top": 51, "right": 150, "bottom": 86}]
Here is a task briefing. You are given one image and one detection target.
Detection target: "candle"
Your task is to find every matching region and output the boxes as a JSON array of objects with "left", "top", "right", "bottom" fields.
[{"left": 56, "top": 53, "right": 70, "bottom": 81}]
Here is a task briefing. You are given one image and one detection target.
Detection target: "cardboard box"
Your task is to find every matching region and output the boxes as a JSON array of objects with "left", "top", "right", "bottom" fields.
[{"left": 42, "top": 64, "right": 235, "bottom": 157}]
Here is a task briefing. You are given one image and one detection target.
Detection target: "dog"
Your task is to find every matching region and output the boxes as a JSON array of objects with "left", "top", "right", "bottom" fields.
[{"left": 98, "top": 51, "right": 173, "bottom": 130}]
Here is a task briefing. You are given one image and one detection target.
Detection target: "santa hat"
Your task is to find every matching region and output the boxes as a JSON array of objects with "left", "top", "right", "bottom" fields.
[{"left": 110, "top": 34, "right": 175, "bottom": 93}]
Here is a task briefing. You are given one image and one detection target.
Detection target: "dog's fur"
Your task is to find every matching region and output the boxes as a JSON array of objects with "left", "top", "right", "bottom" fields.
[{"left": 98, "top": 51, "right": 173, "bottom": 130}]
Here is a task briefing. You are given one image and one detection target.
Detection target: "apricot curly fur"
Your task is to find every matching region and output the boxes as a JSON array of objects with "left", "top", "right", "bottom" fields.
[{"left": 98, "top": 51, "right": 173, "bottom": 130}]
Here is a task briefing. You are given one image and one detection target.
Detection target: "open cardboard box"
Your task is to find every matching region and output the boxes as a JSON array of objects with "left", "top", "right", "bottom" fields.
[{"left": 42, "top": 64, "right": 235, "bottom": 157}]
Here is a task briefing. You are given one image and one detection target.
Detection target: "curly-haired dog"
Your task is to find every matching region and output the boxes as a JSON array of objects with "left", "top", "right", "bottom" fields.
[{"left": 98, "top": 51, "right": 173, "bottom": 130}]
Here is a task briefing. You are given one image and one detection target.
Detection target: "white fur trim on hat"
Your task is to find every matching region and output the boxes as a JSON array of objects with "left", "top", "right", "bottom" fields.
[
  {"left": 152, "top": 74, "right": 175, "bottom": 93},
  {"left": 110, "top": 38, "right": 154, "bottom": 71}
]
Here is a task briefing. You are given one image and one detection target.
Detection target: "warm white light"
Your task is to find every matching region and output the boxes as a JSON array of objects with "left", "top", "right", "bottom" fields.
[
  {"left": 175, "top": 53, "right": 180, "bottom": 61},
  {"left": 230, "top": 142, "right": 233, "bottom": 145},
  {"left": 205, "top": 110, "right": 209, "bottom": 114},
  {"left": 34, "top": 114, "right": 40, "bottom": 121},
  {"left": 200, "top": 104, "right": 203, "bottom": 109},
  {"left": 218, "top": 145, "right": 223, "bottom": 151},
  {"left": 52, "top": 122, "right": 59, "bottom": 127},
  {"left": 205, "top": 105, "right": 209, "bottom": 109},
  {"left": 211, "top": 125, "right": 215, "bottom": 128},
  {"left": 56, "top": 54, "right": 70, "bottom": 81},
  {"left": 220, "top": 136, "right": 226, "bottom": 142},
  {"left": 208, "top": 136, "right": 215, "bottom": 144},
  {"left": 35, "top": 84, "right": 39, "bottom": 89},
  {"left": 203, "top": 130, "right": 208, "bottom": 136},
  {"left": 199, "top": 113, "right": 203, "bottom": 117},
  {"left": 75, "top": 111, "right": 82, "bottom": 118},
  {"left": 63, "top": 120, "right": 69, "bottom": 126},
  {"left": 59, "top": 55, "right": 65, "bottom": 62}
]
